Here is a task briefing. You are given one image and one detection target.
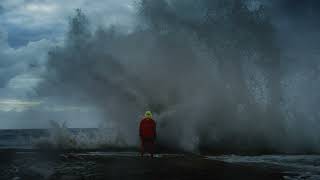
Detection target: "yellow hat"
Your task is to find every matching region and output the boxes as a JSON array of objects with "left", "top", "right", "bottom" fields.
[{"left": 145, "top": 111, "right": 152, "bottom": 118}]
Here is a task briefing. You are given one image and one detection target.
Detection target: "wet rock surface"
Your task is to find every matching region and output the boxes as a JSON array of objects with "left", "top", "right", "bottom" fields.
[{"left": 0, "top": 151, "right": 285, "bottom": 180}]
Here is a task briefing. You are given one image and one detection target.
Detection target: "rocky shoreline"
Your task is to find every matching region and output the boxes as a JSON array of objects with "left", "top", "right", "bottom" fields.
[{"left": 0, "top": 150, "right": 286, "bottom": 180}]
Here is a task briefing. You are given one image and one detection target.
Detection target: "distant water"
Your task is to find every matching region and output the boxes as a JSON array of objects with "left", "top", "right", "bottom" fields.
[
  {"left": 208, "top": 155, "right": 320, "bottom": 180},
  {"left": 0, "top": 129, "right": 96, "bottom": 149},
  {"left": 0, "top": 129, "right": 47, "bottom": 149}
]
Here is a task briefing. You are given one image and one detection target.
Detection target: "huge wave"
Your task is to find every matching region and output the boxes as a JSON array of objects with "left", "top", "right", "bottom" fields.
[{"left": 36, "top": 0, "right": 320, "bottom": 154}]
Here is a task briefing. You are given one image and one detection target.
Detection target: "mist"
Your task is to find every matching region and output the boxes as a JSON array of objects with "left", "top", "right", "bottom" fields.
[{"left": 36, "top": 0, "right": 320, "bottom": 153}]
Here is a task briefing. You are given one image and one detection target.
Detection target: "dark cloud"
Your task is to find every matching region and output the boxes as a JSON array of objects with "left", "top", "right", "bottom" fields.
[
  {"left": 277, "top": 0, "right": 320, "bottom": 16},
  {"left": 0, "top": 5, "right": 4, "bottom": 15},
  {"left": 270, "top": 0, "right": 320, "bottom": 62},
  {"left": 270, "top": 0, "right": 320, "bottom": 31}
]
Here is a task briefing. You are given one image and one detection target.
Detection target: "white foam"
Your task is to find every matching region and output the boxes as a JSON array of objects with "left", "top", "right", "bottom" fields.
[{"left": 207, "top": 155, "right": 320, "bottom": 180}]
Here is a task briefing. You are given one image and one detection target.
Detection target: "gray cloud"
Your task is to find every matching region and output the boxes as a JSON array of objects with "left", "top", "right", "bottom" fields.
[
  {"left": 0, "top": 5, "right": 4, "bottom": 14},
  {"left": 0, "top": 0, "right": 135, "bottom": 129},
  {"left": 0, "top": 26, "right": 55, "bottom": 101},
  {"left": 0, "top": 0, "right": 135, "bottom": 47}
]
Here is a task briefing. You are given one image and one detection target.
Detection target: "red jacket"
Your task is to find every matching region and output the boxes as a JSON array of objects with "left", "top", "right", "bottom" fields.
[{"left": 139, "top": 118, "right": 156, "bottom": 139}]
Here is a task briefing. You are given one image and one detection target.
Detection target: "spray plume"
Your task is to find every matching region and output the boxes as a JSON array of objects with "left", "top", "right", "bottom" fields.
[{"left": 37, "top": 1, "right": 320, "bottom": 153}]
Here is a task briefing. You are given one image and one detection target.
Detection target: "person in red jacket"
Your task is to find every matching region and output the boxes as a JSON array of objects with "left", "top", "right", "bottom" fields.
[{"left": 139, "top": 111, "right": 156, "bottom": 157}]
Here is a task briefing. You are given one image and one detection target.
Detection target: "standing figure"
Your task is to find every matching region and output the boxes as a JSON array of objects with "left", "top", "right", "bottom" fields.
[{"left": 139, "top": 111, "right": 156, "bottom": 157}]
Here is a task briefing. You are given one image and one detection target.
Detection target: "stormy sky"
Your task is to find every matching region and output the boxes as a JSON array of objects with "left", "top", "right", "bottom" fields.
[
  {"left": 0, "top": 0, "right": 319, "bottom": 130},
  {"left": 0, "top": 0, "right": 135, "bottom": 128}
]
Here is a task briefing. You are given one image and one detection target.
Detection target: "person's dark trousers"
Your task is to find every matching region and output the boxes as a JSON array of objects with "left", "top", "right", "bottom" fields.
[{"left": 140, "top": 138, "right": 155, "bottom": 157}]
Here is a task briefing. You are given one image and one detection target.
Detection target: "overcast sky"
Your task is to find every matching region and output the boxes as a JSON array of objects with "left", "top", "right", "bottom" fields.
[
  {"left": 0, "top": 0, "right": 135, "bottom": 128},
  {"left": 0, "top": 0, "right": 319, "bottom": 129}
]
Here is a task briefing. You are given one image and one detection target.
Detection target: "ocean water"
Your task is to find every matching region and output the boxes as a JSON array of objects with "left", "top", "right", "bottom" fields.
[
  {"left": 0, "top": 129, "right": 97, "bottom": 149},
  {"left": 0, "top": 129, "right": 48, "bottom": 149}
]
